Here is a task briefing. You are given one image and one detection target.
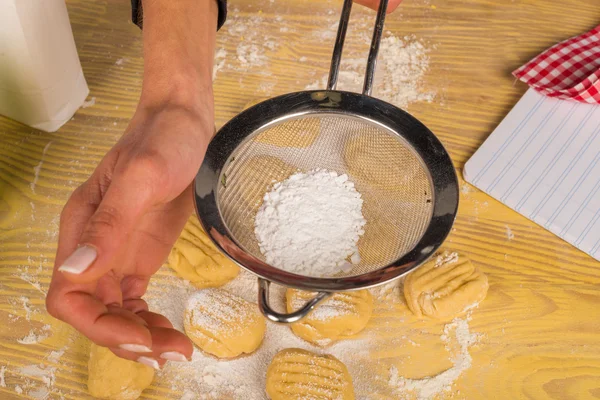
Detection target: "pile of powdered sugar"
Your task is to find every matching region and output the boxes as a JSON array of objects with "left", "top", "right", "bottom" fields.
[{"left": 254, "top": 169, "right": 366, "bottom": 277}]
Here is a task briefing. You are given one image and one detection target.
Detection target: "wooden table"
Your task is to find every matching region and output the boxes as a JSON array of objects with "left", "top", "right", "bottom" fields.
[{"left": 1, "top": 0, "right": 599, "bottom": 399}]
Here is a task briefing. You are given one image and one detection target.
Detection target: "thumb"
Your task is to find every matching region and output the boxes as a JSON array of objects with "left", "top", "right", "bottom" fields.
[{"left": 58, "top": 171, "right": 156, "bottom": 283}]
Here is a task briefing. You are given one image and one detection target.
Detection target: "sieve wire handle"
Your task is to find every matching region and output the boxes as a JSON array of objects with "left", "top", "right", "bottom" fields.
[
  {"left": 326, "top": 0, "right": 389, "bottom": 96},
  {"left": 258, "top": 279, "right": 331, "bottom": 324}
]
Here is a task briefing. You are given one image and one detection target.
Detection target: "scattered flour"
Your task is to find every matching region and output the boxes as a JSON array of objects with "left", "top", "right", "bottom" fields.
[
  {"left": 149, "top": 269, "right": 374, "bottom": 400},
  {"left": 81, "top": 96, "right": 96, "bottom": 108},
  {"left": 114, "top": 57, "right": 125, "bottom": 65},
  {"left": 20, "top": 296, "right": 33, "bottom": 321},
  {"left": 369, "top": 279, "right": 404, "bottom": 303},
  {"left": 147, "top": 277, "right": 196, "bottom": 332},
  {"left": 30, "top": 141, "right": 52, "bottom": 193},
  {"left": 186, "top": 289, "right": 254, "bottom": 335},
  {"left": 389, "top": 317, "right": 480, "bottom": 399},
  {"left": 18, "top": 364, "right": 56, "bottom": 399},
  {"left": 254, "top": 169, "right": 366, "bottom": 277},
  {"left": 28, "top": 386, "right": 50, "bottom": 400},
  {"left": 17, "top": 325, "right": 51, "bottom": 345},
  {"left": 377, "top": 35, "right": 436, "bottom": 108},
  {"left": 47, "top": 348, "right": 66, "bottom": 363},
  {"left": 505, "top": 225, "right": 515, "bottom": 240},
  {"left": 237, "top": 44, "right": 267, "bottom": 67},
  {"left": 215, "top": 11, "right": 280, "bottom": 75},
  {"left": 306, "top": 34, "right": 435, "bottom": 109},
  {"left": 213, "top": 48, "right": 227, "bottom": 81},
  {"left": 15, "top": 385, "right": 23, "bottom": 394},
  {"left": 291, "top": 296, "right": 350, "bottom": 322},
  {"left": 17, "top": 267, "right": 45, "bottom": 294},
  {"left": 434, "top": 251, "right": 459, "bottom": 267},
  {"left": 17, "top": 330, "right": 47, "bottom": 345},
  {"left": 0, "top": 366, "right": 6, "bottom": 387},
  {"left": 18, "top": 365, "right": 56, "bottom": 388},
  {"left": 180, "top": 390, "right": 196, "bottom": 400}
]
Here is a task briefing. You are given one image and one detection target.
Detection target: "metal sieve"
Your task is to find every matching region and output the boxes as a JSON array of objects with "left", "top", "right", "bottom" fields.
[{"left": 194, "top": 0, "right": 458, "bottom": 323}]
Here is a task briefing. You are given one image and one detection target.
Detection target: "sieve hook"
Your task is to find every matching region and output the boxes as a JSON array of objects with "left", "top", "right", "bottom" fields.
[
  {"left": 326, "top": 0, "right": 389, "bottom": 96},
  {"left": 258, "top": 279, "right": 331, "bottom": 323}
]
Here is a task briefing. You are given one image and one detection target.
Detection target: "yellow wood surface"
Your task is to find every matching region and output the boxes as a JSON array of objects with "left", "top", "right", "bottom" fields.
[{"left": 1, "top": 0, "right": 600, "bottom": 398}]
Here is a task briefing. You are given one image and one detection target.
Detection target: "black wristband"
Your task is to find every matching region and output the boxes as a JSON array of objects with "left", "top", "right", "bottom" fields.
[{"left": 130, "top": 0, "right": 227, "bottom": 31}]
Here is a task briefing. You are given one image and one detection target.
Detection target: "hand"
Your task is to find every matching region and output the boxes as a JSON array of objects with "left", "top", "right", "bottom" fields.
[
  {"left": 355, "top": 0, "right": 403, "bottom": 13},
  {"left": 46, "top": 97, "right": 213, "bottom": 368}
]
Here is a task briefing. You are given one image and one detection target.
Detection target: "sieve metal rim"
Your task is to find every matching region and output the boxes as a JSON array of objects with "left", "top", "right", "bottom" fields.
[
  {"left": 193, "top": 90, "right": 459, "bottom": 288},
  {"left": 194, "top": 0, "right": 458, "bottom": 324}
]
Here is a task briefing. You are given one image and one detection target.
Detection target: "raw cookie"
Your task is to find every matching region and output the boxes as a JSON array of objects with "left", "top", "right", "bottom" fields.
[
  {"left": 287, "top": 289, "right": 373, "bottom": 346},
  {"left": 343, "top": 134, "right": 424, "bottom": 192},
  {"left": 167, "top": 217, "right": 239, "bottom": 288},
  {"left": 244, "top": 97, "right": 320, "bottom": 148},
  {"left": 183, "top": 288, "right": 266, "bottom": 358},
  {"left": 403, "top": 250, "right": 489, "bottom": 319},
  {"left": 266, "top": 348, "right": 355, "bottom": 400},
  {"left": 88, "top": 343, "right": 154, "bottom": 400}
]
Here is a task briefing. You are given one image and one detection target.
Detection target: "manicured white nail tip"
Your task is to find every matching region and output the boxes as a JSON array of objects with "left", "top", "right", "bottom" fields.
[
  {"left": 58, "top": 245, "right": 97, "bottom": 274},
  {"left": 160, "top": 352, "right": 188, "bottom": 362},
  {"left": 137, "top": 356, "right": 160, "bottom": 370},
  {"left": 119, "top": 344, "right": 152, "bottom": 353}
]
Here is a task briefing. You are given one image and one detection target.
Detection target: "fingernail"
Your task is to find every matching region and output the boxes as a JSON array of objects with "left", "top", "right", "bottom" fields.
[
  {"left": 137, "top": 356, "right": 160, "bottom": 370},
  {"left": 160, "top": 352, "right": 189, "bottom": 362},
  {"left": 58, "top": 246, "right": 97, "bottom": 274},
  {"left": 119, "top": 344, "right": 152, "bottom": 353}
]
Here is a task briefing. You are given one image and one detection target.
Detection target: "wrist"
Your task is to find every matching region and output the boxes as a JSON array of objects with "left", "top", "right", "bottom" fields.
[
  {"left": 140, "top": 66, "right": 213, "bottom": 113},
  {"left": 139, "top": 0, "right": 218, "bottom": 116}
]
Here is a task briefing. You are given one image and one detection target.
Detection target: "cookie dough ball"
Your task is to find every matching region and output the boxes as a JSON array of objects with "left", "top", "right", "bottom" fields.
[
  {"left": 287, "top": 289, "right": 373, "bottom": 346},
  {"left": 243, "top": 99, "right": 320, "bottom": 148},
  {"left": 266, "top": 348, "right": 355, "bottom": 400},
  {"left": 88, "top": 344, "right": 154, "bottom": 400},
  {"left": 404, "top": 250, "right": 489, "bottom": 319},
  {"left": 167, "top": 217, "right": 240, "bottom": 288},
  {"left": 184, "top": 288, "right": 266, "bottom": 358},
  {"left": 343, "top": 135, "right": 425, "bottom": 192}
]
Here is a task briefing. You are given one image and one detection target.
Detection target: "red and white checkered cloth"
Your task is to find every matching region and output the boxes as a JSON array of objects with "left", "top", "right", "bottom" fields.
[{"left": 513, "top": 24, "right": 600, "bottom": 104}]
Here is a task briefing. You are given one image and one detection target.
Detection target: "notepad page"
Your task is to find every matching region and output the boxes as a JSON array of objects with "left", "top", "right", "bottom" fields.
[{"left": 464, "top": 88, "right": 600, "bottom": 262}]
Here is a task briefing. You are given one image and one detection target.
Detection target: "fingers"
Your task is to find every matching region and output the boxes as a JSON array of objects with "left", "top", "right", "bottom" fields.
[
  {"left": 353, "top": 0, "right": 403, "bottom": 13},
  {"left": 110, "top": 310, "right": 194, "bottom": 368},
  {"left": 139, "top": 311, "right": 194, "bottom": 362},
  {"left": 57, "top": 156, "right": 164, "bottom": 283},
  {"left": 120, "top": 185, "right": 194, "bottom": 286},
  {"left": 46, "top": 287, "right": 152, "bottom": 349}
]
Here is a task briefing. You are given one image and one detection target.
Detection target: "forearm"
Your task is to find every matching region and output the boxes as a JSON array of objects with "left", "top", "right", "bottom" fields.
[{"left": 139, "top": 0, "right": 218, "bottom": 111}]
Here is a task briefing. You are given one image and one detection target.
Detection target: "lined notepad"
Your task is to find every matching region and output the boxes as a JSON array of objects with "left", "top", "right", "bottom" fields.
[{"left": 464, "top": 89, "right": 600, "bottom": 261}]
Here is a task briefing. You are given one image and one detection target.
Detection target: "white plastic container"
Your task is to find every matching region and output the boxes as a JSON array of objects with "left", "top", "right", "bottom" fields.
[{"left": 0, "top": 0, "right": 89, "bottom": 132}]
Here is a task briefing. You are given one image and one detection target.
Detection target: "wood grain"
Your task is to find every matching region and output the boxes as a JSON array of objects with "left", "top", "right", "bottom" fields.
[{"left": 1, "top": 0, "right": 600, "bottom": 398}]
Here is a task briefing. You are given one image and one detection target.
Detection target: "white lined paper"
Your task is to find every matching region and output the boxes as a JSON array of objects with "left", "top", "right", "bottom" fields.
[{"left": 464, "top": 89, "right": 600, "bottom": 261}]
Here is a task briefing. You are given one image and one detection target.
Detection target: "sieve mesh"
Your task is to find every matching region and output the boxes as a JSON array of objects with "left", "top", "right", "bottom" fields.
[{"left": 217, "top": 113, "right": 433, "bottom": 278}]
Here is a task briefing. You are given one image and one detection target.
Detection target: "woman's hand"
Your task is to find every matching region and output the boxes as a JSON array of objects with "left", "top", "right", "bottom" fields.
[
  {"left": 46, "top": 96, "right": 213, "bottom": 367},
  {"left": 45, "top": 0, "right": 218, "bottom": 367}
]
